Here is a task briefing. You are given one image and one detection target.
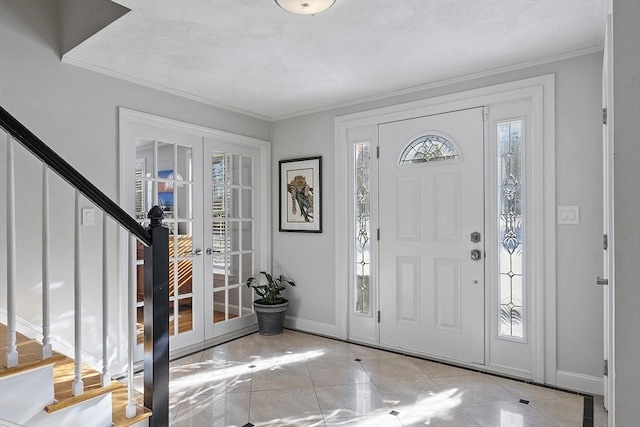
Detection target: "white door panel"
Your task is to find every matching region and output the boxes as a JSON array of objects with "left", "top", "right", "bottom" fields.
[{"left": 379, "top": 107, "right": 485, "bottom": 364}]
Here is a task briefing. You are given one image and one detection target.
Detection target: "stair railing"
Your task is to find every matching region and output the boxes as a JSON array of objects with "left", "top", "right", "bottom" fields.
[{"left": 1, "top": 106, "right": 169, "bottom": 427}]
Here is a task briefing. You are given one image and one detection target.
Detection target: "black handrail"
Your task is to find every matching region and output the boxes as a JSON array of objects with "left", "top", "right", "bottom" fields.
[{"left": 0, "top": 106, "right": 151, "bottom": 246}]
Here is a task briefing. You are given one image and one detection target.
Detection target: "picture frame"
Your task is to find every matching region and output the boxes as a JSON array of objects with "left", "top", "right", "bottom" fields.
[{"left": 279, "top": 156, "right": 322, "bottom": 233}]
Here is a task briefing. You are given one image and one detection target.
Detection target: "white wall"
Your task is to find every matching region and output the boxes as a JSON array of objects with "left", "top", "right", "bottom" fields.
[
  {"left": 612, "top": 0, "right": 640, "bottom": 423},
  {"left": 0, "top": 0, "right": 270, "bottom": 369},
  {"left": 272, "top": 52, "right": 605, "bottom": 387}
]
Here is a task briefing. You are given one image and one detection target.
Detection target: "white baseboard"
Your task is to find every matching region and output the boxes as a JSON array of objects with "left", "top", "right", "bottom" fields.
[
  {"left": 0, "top": 309, "right": 102, "bottom": 371},
  {"left": 284, "top": 316, "right": 342, "bottom": 339},
  {"left": 556, "top": 370, "right": 603, "bottom": 395}
]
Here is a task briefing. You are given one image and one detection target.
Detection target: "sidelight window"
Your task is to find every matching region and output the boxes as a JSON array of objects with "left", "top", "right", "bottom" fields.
[
  {"left": 354, "top": 142, "right": 371, "bottom": 314},
  {"left": 497, "top": 120, "right": 524, "bottom": 339}
]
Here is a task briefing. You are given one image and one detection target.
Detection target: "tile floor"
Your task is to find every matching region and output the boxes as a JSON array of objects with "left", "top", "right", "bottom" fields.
[{"left": 135, "top": 330, "right": 608, "bottom": 427}]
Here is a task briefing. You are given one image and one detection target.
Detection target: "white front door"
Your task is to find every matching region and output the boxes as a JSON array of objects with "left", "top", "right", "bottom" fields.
[
  {"left": 378, "top": 107, "right": 485, "bottom": 364},
  {"left": 203, "top": 140, "right": 262, "bottom": 339}
]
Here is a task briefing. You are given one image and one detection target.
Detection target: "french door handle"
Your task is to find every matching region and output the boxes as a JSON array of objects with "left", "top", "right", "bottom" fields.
[
  {"left": 596, "top": 276, "right": 608, "bottom": 286},
  {"left": 189, "top": 249, "right": 203, "bottom": 256},
  {"left": 206, "top": 248, "right": 221, "bottom": 255}
]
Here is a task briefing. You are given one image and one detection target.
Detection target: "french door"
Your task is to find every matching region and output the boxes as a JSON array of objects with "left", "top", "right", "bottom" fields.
[
  {"left": 134, "top": 127, "right": 205, "bottom": 351},
  {"left": 124, "top": 111, "right": 266, "bottom": 355},
  {"left": 203, "top": 140, "right": 261, "bottom": 339},
  {"left": 378, "top": 107, "right": 485, "bottom": 364}
]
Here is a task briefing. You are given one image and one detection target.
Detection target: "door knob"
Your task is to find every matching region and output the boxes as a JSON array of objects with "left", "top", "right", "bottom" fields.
[
  {"left": 190, "top": 248, "right": 203, "bottom": 256},
  {"left": 471, "top": 249, "right": 482, "bottom": 261},
  {"left": 206, "top": 248, "right": 221, "bottom": 255}
]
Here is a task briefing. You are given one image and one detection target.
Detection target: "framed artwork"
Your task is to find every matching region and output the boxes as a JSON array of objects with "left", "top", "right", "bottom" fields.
[{"left": 279, "top": 156, "right": 322, "bottom": 233}]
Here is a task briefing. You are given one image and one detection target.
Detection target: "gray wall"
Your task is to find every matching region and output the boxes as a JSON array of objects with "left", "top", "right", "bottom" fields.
[
  {"left": 612, "top": 0, "right": 640, "bottom": 423},
  {"left": 272, "top": 52, "right": 605, "bottom": 383},
  {"left": 0, "top": 0, "right": 270, "bottom": 360}
]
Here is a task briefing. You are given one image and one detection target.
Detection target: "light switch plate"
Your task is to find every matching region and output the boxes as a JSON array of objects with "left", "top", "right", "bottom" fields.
[
  {"left": 557, "top": 206, "right": 580, "bottom": 225},
  {"left": 82, "top": 208, "right": 95, "bottom": 226}
]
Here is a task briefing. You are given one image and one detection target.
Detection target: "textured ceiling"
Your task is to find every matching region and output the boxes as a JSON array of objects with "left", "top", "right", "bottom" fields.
[{"left": 63, "top": 0, "right": 606, "bottom": 120}]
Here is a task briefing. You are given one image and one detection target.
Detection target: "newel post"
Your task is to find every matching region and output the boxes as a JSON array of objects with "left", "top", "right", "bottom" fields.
[{"left": 143, "top": 206, "right": 169, "bottom": 427}]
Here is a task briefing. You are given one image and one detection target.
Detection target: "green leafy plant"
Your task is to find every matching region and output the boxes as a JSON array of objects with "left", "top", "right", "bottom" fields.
[{"left": 245, "top": 271, "right": 296, "bottom": 305}]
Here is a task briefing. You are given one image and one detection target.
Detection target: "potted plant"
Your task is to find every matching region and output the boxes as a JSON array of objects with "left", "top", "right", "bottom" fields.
[{"left": 245, "top": 271, "right": 296, "bottom": 335}]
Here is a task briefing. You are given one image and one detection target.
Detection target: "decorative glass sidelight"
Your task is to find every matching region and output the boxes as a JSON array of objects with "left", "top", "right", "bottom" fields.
[
  {"left": 354, "top": 142, "right": 371, "bottom": 314},
  {"left": 399, "top": 134, "right": 459, "bottom": 164},
  {"left": 497, "top": 120, "right": 524, "bottom": 339}
]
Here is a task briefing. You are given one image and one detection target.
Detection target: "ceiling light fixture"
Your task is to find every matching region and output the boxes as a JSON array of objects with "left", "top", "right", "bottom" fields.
[{"left": 274, "top": 0, "right": 335, "bottom": 15}]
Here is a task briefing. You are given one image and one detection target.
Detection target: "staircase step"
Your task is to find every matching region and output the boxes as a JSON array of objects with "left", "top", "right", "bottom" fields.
[
  {"left": 111, "top": 387, "right": 152, "bottom": 427},
  {"left": 45, "top": 381, "right": 124, "bottom": 413},
  {"left": 1, "top": 324, "right": 151, "bottom": 426},
  {"left": 0, "top": 324, "right": 63, "bottom": 372},
  {"left": 0, "top": 354, "right": 66, "bottom": 379}
]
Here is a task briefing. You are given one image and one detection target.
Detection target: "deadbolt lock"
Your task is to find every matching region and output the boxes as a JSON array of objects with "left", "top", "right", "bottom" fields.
[{"left": 471, "top": 232, "right": 481, "bottom": 243}]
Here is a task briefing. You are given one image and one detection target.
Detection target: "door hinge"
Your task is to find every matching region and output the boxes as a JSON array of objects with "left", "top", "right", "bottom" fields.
[
  {"left": 376, "top": 146, "right": 380, "bottom": 158},
  {"left": 482, "top": 108, "right": 488, "bottom": 122},
  {"left": 377, "top": 228, "right": 380, "bottom": 241},
  {"left": 377, "top": 310, "right": 380, "bottom": 323},
  {"left": 602, "top": 107, "right": 607, "bottom": 125},
  {"left": 604, "top": 234, "right": 608, "bottom": 250},
  {"left": 604, "top": 359, "right": 608, "bottom": 376}
]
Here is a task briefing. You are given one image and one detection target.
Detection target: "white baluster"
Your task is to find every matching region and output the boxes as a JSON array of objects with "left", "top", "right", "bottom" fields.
[
  {"left": 126, "top": 233, "right": 137, "bottom": 418},
  {"left": 101, "top": 214, "right": 111, "bottom": 386},
  {"left": 5, "top": 135, "right": 18, "bottom": 368},
  {"left": 72, "top": 190, "right": 84, "bottom": 396},
  {"left": 41, "top": 164, "right": 52, "bottom": 359}
]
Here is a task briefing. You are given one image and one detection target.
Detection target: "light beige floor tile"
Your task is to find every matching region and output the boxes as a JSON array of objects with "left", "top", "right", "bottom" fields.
[
  {"left": 250, "top": 345, "right": 306, "bottom": 361},
  {"left": 360, "top": 355, "right": 430, "bottom": 383},
  {"left": 299, "top": 342, "right": 357, "bottom": 362},
  {"left": 324, "top": 414, "right": 403, "bottom": 426},
  {"left": 249, "top": 387, "right": 324, "bottom": 426},
  {"left": 201, "top": 344, "right": 256, "bottom": 363},
  {"left": 492, "top": 376, "right": 576, "bottom": 401},
  {"left": 375, "top": 378, "right": 446, "bottom": 407},
  {"left": 315, "top": 383, "right": 391, "bottom": 419},
  {"left": 399, "top": 407, "right": 482, "bottom": 427},
  {"left": 252, "top": 329, "right": 304, "bottom": 348},
  {"left": 186, "top": 361, "right": 253, "bottom": 394},
  {"left": 307, "top": 360, "right": 372, "bottom": 387},
  {"left": 171, "top": 391, "right": 251, "bottom": 427},
  {"left": 529, "top": 396, "right": 584, "bottom": 427},
  {"left": 411, "top": 358, "right": 480, "bottom": 378},
  {"left": 464, "top": 402, "right": 560, "bottom": 426},
  {"left": 348, "top": 343, "right": 399, "bottom": 360},
  {"left": 250, "top": 361, "right": 313, "bottom": 391},
  {"left": 433, "top": 376, "right": 520, "bottom": 407}
]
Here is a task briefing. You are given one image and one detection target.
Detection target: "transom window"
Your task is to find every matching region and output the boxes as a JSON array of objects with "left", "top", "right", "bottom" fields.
[{"left": 399, "top": 134, "right": 459, "bottom": 164}]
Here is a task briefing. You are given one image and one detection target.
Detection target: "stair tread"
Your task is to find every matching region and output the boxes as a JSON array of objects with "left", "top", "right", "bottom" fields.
[
  {"left": 0, "top": 325, "right": 62, "bottom": 371},
  {"left": 45, "top": 381, "right": 125, "bottom": 413}
]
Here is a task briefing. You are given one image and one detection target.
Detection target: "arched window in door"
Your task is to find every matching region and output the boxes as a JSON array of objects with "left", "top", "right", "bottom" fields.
[{"left": 399, "top": 134, "right": 459, "bottom": 164}]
